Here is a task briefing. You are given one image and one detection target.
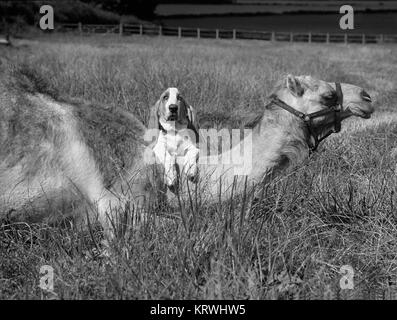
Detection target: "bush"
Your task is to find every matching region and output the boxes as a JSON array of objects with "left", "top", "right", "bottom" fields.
[
  {"left": 0, "top": 2, "right": 39, "bottom": 30},
  {"left": 53, "top": 1, "right": 120, "bottom": 24},
  {"left": 0, "top": 0, "right": 122, "bottom": 33}
]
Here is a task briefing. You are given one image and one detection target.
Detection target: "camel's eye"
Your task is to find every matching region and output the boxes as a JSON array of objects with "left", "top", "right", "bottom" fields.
[{"left": 321, "top": 93, "right": 337, "bottom": 106}]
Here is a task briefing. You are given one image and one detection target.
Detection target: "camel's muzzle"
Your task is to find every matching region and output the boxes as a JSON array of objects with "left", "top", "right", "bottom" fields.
[{"left": 347, "top": 91, "right": 374, "bottom": 119}]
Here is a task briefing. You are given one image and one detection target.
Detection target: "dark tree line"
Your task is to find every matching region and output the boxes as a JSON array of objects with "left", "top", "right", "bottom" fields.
[
  {"left": 93, "top": 0, "right": 158, "bottom": 19},
  {"left": 80, "top": 0, "right": 233, "bottom": 19},
  {"left": 0, "top": 0, "right": 234, "bottom": 27}
]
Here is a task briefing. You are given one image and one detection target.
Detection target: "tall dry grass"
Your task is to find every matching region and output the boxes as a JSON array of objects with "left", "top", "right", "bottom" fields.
[{"left": 1, "top": 34, "right": 397, "bottom": 299}]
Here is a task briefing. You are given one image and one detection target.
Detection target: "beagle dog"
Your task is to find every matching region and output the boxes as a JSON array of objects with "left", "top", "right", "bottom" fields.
[{"left": 148, "top": 87, "right": 199, "bottom": 189}]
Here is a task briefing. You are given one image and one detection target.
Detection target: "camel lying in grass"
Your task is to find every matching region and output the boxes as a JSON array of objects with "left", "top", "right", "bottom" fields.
[
  {"left": 189, "top": 75, "right": 374, "bottom": 202},
  {"left": 0, "top": 63, "right": 373, "bottom": 238}
]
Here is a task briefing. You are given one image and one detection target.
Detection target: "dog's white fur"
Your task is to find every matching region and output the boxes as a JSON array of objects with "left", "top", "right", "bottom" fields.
[{"left": 148, "top": 88, "right": 199, "bottom": 188}]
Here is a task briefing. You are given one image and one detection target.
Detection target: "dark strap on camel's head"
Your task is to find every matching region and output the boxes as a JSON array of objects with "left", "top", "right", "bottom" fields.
[{"left": 271, "top": 82, "right": 343, "bottom": 152}]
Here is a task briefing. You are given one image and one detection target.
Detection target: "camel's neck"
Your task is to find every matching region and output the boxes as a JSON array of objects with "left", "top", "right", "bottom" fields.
[{"left": 194, "top": 110, "right": 309, "bottom": 201}]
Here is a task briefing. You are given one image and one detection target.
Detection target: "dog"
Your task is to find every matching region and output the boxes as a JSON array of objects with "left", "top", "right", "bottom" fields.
[{"left": 148, "top": 87, "right": 199, "bottom": 190}]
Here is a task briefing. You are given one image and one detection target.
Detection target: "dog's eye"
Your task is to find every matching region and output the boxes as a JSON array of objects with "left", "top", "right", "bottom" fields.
[
  {"left": 177, "top": 95, "right": 181, "bottom": 101},
  {"left": 163, "top": 95, "right": 169, "bottom": 101}
]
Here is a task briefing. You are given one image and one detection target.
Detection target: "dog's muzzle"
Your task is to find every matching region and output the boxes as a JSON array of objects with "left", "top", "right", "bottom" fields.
[{"left": 167, "top": 104, "right": 178, "bottom": 121}]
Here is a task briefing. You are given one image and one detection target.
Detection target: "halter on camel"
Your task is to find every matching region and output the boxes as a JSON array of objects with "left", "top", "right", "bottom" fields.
[{"left": 271, "top": 82, "right": 343, "bottom": 152}]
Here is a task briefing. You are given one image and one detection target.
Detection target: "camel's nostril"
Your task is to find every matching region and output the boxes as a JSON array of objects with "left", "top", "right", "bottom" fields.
[{"left": 361, "top": 90, "right": 372, "bottom": 102}]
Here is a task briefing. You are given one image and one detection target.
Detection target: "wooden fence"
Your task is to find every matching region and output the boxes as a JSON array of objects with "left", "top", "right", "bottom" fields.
[{"left": 57, "top": 23, "right": 397, "bottom": 45}]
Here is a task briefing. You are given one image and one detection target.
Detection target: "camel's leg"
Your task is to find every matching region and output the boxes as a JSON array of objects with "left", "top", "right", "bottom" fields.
[{"left": 60, "top": 134, "right": 117, "bottom": 239}]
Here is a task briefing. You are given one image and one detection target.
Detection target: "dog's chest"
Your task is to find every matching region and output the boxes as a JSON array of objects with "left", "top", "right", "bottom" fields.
[{"left": 159, "top": 131, "right": 190, "bottom": 155}]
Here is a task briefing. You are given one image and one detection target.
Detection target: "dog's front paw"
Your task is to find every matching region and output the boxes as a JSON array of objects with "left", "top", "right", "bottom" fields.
[
  {"left": 165, "top": 165, "right": 179, "bottom": 191},
  {"left": 167, "top": 182, "right": 179, "bottom": 194},
  {"left": 165, "top": 175, "right": 178, "bottom": 188},
  {"left": 185, "top": 165, "right": 199, "bottom": 184}
]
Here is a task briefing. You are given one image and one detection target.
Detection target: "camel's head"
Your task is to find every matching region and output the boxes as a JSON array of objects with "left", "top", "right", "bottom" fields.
[
  {"left": 329, "top": 82, "right": 374, "bottom": 119},
  {"left": 275, "top": 74, "right": 374, "bottom": 126}
]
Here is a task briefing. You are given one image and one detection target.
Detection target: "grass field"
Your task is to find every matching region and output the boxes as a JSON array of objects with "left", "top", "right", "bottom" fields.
[{"left": 1, "top": 34, "right": 397, "bottom": 299}]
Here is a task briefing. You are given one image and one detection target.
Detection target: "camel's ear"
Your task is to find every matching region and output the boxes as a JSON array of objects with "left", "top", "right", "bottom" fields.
[
  {"left": 286, "top": 74, "right": 304, "bottom": 97},
  {"left": 148, "top": 100, "right": 160, "bottom": 130}
]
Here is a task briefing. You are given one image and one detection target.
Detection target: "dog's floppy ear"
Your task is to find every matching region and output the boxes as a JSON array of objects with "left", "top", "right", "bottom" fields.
[
  {"left": 148, "top": 100, "right": 160, "bottom": 130},
  {"left": 179, "top": 96, "right": 197, "bottom": 128},
  {"left": 187, "top": 105, "right": 198, "bottom": 129},
  {"left": 145, "top": 100, "right": 162, "bottom": 147},
  {"left": 179, "top": 95, "right": 197, "bottom": 128},
  {"left": 186, "top": 104, "right": 200, "bottom": 144}
]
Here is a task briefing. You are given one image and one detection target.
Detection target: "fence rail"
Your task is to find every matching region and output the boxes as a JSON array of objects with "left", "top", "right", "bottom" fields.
[{"left": 56, "top": 23, "right": 397, "bottom": 45}]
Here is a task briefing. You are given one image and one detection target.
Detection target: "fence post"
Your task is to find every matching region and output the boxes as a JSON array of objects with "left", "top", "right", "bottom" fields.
[
  {"left": 78, "top": 22, "right": 82, "bottom": 35},
  {"left": 233, "top": 29, "right": 236, "bottom": 40},
  {"left": 290, "top": 32, "right": 293, "bottom": 42},
  {"left": 139, "top": 24, "right": 143, "bottom": 36},
  {"left": 159, "top": 25, "right": 162, "bottom": 36},
  {"left": 308, "top": 32, "right": 311, "bottom": 43},
  {"left": 326, "top": 33, "right": 330, "bottom": 44},
  {"left": 362, "top": 34, "right": 365, "bottom": 44},
  {"left": 344, "top": 34, "right": 347, "bottom": 45},
  {"left": 271, "top": 31, "right": 275, "bottom": 42},
  {"left": 178, "top": 27, "right": 181, "bottom": 38},
  {"left": 119, "top": 22, "right": 123, "bottom": 36},
  {"left": 379, "top": 34, "right": 384, "bottom": 43},
  {"left": 216, "top": 29, "right": 219, "bottom": 39},
  {"left": 197, "top": 28, "right": 200, "bottom": 39}
]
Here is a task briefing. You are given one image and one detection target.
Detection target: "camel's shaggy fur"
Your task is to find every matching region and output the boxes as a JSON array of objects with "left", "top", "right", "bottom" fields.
[{"left": 0, "top": 62, "right": 158, "bottom": 231}]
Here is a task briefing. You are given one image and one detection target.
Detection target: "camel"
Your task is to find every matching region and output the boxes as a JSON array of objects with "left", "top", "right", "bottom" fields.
[
  {"left": 175, "top": 75, "right": 374, "bottom": 203},
  {"left": 0, "top": 62, "right": 374, "bottom": 238}
]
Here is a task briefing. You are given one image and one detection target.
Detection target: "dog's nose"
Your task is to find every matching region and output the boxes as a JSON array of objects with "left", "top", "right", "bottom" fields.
[
  {"left": 361, "top": 90, "right": 372, "bottom": 102},
  {"left": 169, "top": 104, "right": 178, "bottom": 113}
]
